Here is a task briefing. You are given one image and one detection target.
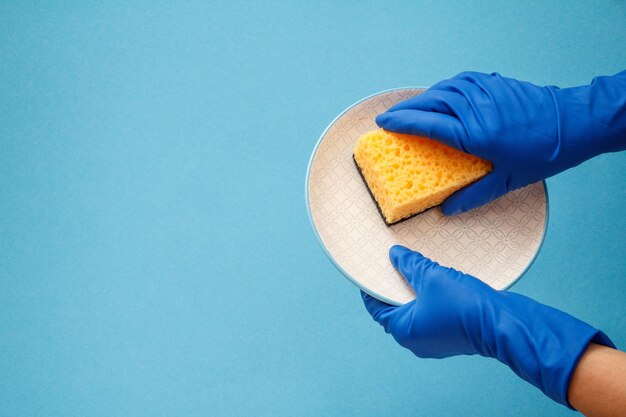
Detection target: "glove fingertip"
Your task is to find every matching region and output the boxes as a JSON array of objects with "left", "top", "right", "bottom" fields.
[
  {"left": 360, "top": 289, "right": 374, "bottom": 303},
  {"left": 375, "top": 113, "right": 388, "bottom": 128},
  {"left": 441, "top": 193, "right": 487, "bottom": 216},
  {"left": 360, "top": 290, "right": 394, "bottom": 322},
  {"left": 441, "top": 200, "right": 467, "bottom": 216},
  {"left": 441, "top": 173, "right": 506, "bottom": 216},
  {"left": 389, "top": 244, "right": 410, "bottom": 253},
  {"left": 388, "top": 245, "right": 414, "bottom": 267},
  {"left": 389, "top": 245, "right": 432, "bottom": 293}
]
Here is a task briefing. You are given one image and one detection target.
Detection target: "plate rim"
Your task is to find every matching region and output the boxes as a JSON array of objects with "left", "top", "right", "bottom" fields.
[{"left": 305, "top": 86, "right": 550, "bottom": 305}]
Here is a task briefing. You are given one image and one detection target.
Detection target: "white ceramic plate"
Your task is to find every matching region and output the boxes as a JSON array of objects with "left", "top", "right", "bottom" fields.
[{"left": 306, "top": 87, "right": 548, "bottom": 306}]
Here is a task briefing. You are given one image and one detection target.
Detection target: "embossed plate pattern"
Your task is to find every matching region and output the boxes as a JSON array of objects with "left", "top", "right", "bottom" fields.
[{"left": 306, "top": 88, "right": 548, "bottom": 306}]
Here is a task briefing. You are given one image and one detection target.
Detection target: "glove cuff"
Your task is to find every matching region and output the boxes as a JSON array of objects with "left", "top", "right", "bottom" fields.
[
  {"left": 482, "top": 293, "right": 616, "bottom": 408},
  {"left": 551, "top": 327, "right": 615, "bottom": 409},
  {"left": 548, "top": 73, "right": 626, "bottom": 163}
]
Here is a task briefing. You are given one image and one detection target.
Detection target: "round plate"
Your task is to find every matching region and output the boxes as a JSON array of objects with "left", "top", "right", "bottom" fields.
[{"left": 306, "top": 87, "right": 548, "bottom": 306}]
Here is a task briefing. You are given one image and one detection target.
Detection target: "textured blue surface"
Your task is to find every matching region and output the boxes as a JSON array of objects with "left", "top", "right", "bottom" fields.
[{"left": 1, "top": 2, "right": 624, "bottom": 416}]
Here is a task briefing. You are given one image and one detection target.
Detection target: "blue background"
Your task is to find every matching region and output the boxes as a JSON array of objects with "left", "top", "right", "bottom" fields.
[{"left": 1, "top": 1, "right": 625, "bottom": 416}]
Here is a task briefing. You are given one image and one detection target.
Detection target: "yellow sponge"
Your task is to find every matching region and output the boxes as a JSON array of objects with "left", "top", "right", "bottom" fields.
[{"left": 353, "top": 129, "right": 492, "bottom": 225}]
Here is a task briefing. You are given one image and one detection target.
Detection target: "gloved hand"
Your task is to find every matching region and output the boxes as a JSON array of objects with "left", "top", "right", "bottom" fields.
[
  {"left": 376, "top": 71, "right": 626, "bottom": 215},
  {"left": 362, "top": 245, "right": 615, "bottom": 408}
]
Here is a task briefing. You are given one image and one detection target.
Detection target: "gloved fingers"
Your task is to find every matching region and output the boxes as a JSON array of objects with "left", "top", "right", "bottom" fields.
[
  {"left": 375, "top": 110, "right": 470, "bottom": 153},
  {"left": 360, "top": 290, "right": 396, "bottom": 327},
  {"left": 450, "top": 71, "right": 497, "bottom": 84},
  {"left": 429, "top": 75, "right": 487, "bottom": 98},
  {"left": 386, "top": 89, "right": 470, "bottom": 116},
  {"left": 441, "top": 172, "right": 509, "bottom": 216}
]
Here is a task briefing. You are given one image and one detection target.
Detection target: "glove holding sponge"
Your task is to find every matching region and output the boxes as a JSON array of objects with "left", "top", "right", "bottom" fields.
[{"left": 375, "top": 71, "right": 626, "bottom": 215}]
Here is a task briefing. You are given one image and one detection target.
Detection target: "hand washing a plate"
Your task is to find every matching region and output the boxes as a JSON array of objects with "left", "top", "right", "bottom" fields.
[{"left": 306, "top": 88, "right": 547, "bottom": 305}]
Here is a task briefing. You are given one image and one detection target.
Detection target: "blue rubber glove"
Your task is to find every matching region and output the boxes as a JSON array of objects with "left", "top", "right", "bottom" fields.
[
  {"left": 376, "top": 71, "right": 626, "bottom": 215},
  {"left": 362, "top": 245, "right": 615, "bottom": 408}
]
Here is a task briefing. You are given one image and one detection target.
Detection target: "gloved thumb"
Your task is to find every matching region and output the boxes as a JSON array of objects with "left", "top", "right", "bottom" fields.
[
  {"left": 361, "top": 245, "right": 433, "bottom": 327},
  {"left": 365, "top": 246, "right": 465, "bottom": 320},
  {"left": 441, "top": 172, "right": 509, "bottom": 216},
  {"left": 389, "top": 245, "right": 438, "bottom": 292}
]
